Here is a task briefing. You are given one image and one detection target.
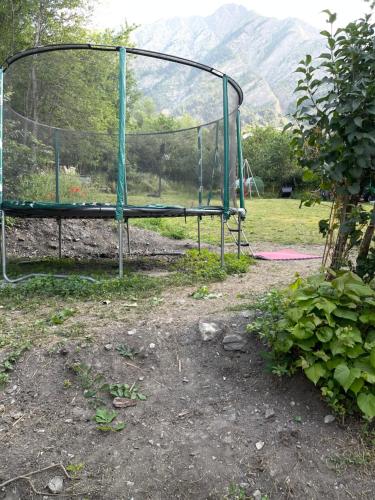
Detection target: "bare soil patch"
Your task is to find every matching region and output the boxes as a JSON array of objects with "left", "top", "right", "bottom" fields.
[{"left": 1, "top": 221, "right": 373, "bottom": 499}]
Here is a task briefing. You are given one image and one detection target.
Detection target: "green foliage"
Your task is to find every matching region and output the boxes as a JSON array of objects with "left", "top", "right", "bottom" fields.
[
  {"left": 109, "top": 383, "right": 147, "bottom": 401},
  {"left": 191, "top": 285, "right": 210, "bottom": 299},
  {"left": 249, "top": 272, "right": 375, "bottom": 419},
  {"left": 70, "top": 362, "right": 108, "bottom": 407},
  {"left": 177, "top": 249, "right": 251, "bottom": 282},
  {"left": 0, "top": 342, "right": 31, "bottom": 386},
  {"left": 94, "top": 407, "right": 125, "bottom": 432},
  {"left": 289, "top": 10, "right": 375, "bottom": 272},
  {"left": 49, "top": 307, "right": 75, "bottom": 325},
  {"left": 66, "top": 462, "right": 85, "bottom": 478},
  {"left": 0, "top": 272, "right": 163, "bottom": 306},
  {"left": 242, "top": 126, "right": 302, "bottom": 193},
  {"left": 116, "top": 344, "right": 138, "bottom": 360},
  {"left": 0, "top": 0, "right": 92, "bottom": 63}
]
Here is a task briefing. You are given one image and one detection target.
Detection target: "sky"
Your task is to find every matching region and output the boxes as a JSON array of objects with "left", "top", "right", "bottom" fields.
[{"left": 90, "top": 0, "right": 370, "bottom": 30}]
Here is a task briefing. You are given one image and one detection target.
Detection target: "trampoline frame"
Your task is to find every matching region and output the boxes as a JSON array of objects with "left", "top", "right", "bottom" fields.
[{"left": 0, "top": 44, "right": 246, "bottom": 283}]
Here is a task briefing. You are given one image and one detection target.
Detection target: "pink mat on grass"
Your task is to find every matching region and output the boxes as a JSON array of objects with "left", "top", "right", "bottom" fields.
[{"left": 254, "top": 249, "right": 321, "bottom": 261}]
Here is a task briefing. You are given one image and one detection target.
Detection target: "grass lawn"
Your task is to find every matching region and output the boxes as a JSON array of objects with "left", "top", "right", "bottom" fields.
[{"left": 131, "top": 198, "right": 332, "bottom": 246}]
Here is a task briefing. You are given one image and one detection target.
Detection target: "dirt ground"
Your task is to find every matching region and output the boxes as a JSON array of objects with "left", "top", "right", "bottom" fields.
[{"left": 0, "top": 220, "right": 374, "bottom": 499}]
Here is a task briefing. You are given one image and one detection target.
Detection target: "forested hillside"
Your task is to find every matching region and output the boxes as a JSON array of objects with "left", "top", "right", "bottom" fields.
[{"left": 133, "top": 3, "right": 325, "bottom": 124}]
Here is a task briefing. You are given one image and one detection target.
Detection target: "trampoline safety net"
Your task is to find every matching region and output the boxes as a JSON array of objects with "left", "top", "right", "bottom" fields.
[{"left": 1, "top": 47, "right": 242, "bottom": 216}]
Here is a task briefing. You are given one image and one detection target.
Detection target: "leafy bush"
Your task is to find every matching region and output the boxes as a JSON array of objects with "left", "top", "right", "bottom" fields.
[
  {"left": 248, "top": 272, "right": 375, "bottom": 419},
  {"left": 177, "top": 249, "right": 251, "bottom": 281},
  {"left": 15, "top": 170, "right": 111, "bottom": 203}
]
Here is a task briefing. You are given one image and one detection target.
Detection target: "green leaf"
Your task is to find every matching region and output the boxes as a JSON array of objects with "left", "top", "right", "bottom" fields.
[
  {"left": 286, "top": 307, "right": 304, "bottom": 323},
  {"left": 330, "top": 339, "right": 346, "bottom": 356},
  {"left": 346, "top": 344, "right": 365, "bottom": 359},
  {"left": 316, "top": 326, "right": 333, "bottom": 343},
  {"left": 333, "top": 308, "right": 358, "bottom": 321},
  {"left": 296, "top": 96, "right": 309, "bottom": 107},
  {"left": 304, "top": 362, "right": 327, "bottom": 385},
  {"left": 137, "top": 393, "right": 147, "bottom": 401},
  {"left": 360, "top": 310, "right": 375, "bottom": 324},
  {"left": 370, "top": 349, "right": 375, "bottom": 369},
  {"left": 295, "top": 337, "right": 317, "bottom": 351},
  {"left": 326, "top": 356, "right": 345, "bottom": 370},
  {"left": 290, "top": 324, "right": 314, "bottom": 339},
  {"left": 113, "top": 422, "right": 126, "bottom": 431},
  {"left": 94, "top": 408, "right": 117, "bottom": 424},
  {"left": 334, "top": 364, "right": 361, "bottom": 392},
  {"left": 349, "top": 378, "right": 364, "bottom": 396},
  {"left": 357, "top": 393, "right": 375, "bottom": 418}
]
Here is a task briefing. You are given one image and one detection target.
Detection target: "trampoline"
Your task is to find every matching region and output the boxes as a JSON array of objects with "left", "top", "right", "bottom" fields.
[{"left": 0, "top": 44, "right": 246, "bottom": 282}]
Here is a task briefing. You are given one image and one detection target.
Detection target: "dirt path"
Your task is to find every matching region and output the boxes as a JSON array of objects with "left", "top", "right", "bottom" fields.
[{"left": 1, "top": 224, "right": 373, "bottom": 499}]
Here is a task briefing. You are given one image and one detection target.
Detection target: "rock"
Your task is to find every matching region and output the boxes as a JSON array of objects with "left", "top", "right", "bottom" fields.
[
  {"left": 113, "top": 397, "right": 137, "bottom": 408},
  {"left": 71, "top": 406, "right": 91, "bottom": 422},
  {"left": 149, "top": 343, "right": 156, "bottom": 349},
  {"left": 104, "top": 343, "right": 113, "bottom": 351},
  {"left": 253, "top": 490, "right": 262, "bottom": 500},
  {"left": 102, "top": 300, "right": 111, "bottom": 305},
  {"left": 324, "top": 414, "right": 335, "bottom": 424},
  {"left": 6, "top": 385, "right": 17, "bottom": 394},
  {"left": 127, "top": 329, "right": 136, "bottom": 335},
  {"left": 10, "top": 411, "right": 23, "bottom": 420},
  {"left": 222, "top": 333, "right": 246, "bottom": 351},
  {"left": 198, "top": 320, "right": 225, "bottom": 341},
  {"left": 47, "top": 477, "right": 64, "bottom": 494},
  {"left": 49, "top": 243, "right": 58, "bottom": 250},
  {"left": 255, "top": 441, "right": 264, "bottom": 450},
  {"left": 265, "top": 408, "right": 275, "bottom": 419}
]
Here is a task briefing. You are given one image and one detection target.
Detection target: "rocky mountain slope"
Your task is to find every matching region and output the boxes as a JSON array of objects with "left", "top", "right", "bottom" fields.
[{"left": 132, "top": 3, "right": 325, "bottom": 125}]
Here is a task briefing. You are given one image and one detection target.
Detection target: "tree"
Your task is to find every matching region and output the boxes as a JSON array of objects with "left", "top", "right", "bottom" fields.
[
  {"left": 0, "top": 0, "right": 92, "bottom": 63},
  {"left": 289, "top": 10, "right": 375, "bottom": 278},
  {"left": 242, "top": 126, "right": 302, "bottom": 193}
]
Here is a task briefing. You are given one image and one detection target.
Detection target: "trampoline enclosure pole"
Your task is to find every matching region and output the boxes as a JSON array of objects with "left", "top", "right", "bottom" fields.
[
  {"left": 198, "top": 126, "right": 203, "bottom": 206},
  {"left": 222, "top": 75, "right": 230, "bottom": 219},
  {"left": 236, "top": 110, "right": 245, "bottom": 210},
  {"left": 220, "top": 213, "right": 225, "bottom": 267},
  {"left": 117, "top": 47, "right": 127, "bottom": 277},
  {"left": 54, "top": 130, "right": 62, "bottom": 258},
  {"left": 0, "top": 67, "right": 3, "bottom": 209},
  {"left": 116, "top": 47, "right": 127, "bottom": 221}
]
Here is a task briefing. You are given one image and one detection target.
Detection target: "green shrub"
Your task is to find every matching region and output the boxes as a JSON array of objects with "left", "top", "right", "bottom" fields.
[
  {"left": 177, "top": 249, "right": 252, "bottom": 281},
  {"left": 248, "top": 271, "right": 375, "bottom": 419}
]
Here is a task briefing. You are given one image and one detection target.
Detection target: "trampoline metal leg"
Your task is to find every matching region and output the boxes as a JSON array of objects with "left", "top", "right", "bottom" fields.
[
  {"left": 1, "top": 211, "right": 96, "bottom": 284},
  {"left": 197, "top": 216, "right": 201, "bottom": 253},
  {"left": 118, "top": 220, "right": 124, "bottom": 278},
  {"left": 1, "top": 210, "right": 7, "bottom": 282},
  {"left": 126, "top": 219, "right": 130, "bottom": 255},
  {"left": 58, "top": 219, "right": 62, "bottom": 259},
  {"left": 220, "top": 213, "right": 225, "bottom": 267},
  {"left": 237, "top": 214, "right": 241, "bottom": 259}
]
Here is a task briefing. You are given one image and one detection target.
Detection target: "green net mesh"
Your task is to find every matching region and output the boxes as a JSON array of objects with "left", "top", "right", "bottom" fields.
[{"left": 2, "top": 47, "right": 241, "bottom": 213}]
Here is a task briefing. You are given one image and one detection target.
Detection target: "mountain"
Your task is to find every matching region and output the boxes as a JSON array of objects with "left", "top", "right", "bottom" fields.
[{"left": 132, "top": 3, "right": 325, "bottom": 125}]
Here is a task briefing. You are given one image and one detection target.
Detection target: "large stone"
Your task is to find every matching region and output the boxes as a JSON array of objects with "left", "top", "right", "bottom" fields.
[
  {"left": 198, "top": 320, "right": 225, "bottom": 341},
  {"left": 222, "top": 333, "right": 247, "bottom": 351},
  {"left": 48, "top": 477, "right": 64, "bottom": 494}
]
